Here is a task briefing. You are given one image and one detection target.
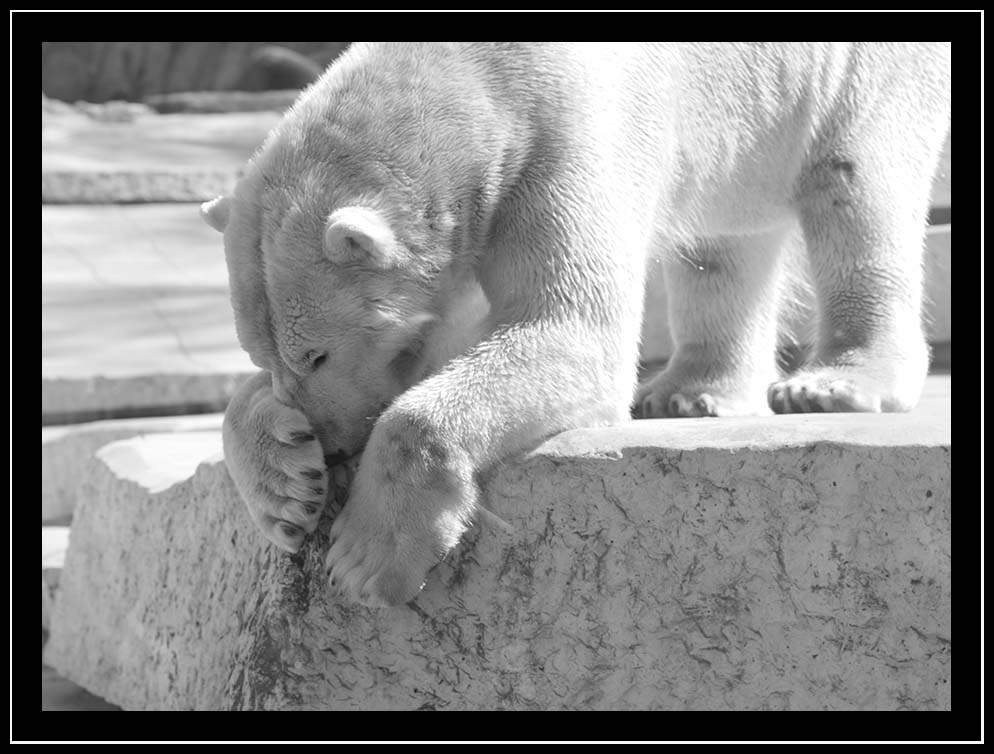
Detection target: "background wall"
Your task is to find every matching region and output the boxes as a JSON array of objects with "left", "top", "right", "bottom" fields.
[{"left": 42, "top": 42, "right": 350, "bottom": 102}]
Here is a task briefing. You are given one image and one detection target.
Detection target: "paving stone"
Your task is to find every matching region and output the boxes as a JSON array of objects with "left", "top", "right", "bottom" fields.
[
  {"left": 42, "top": 109, "right": 281, "bottom": 203},
  {"left": 41, "top": 204, "right": 253, "bottom": 420}
]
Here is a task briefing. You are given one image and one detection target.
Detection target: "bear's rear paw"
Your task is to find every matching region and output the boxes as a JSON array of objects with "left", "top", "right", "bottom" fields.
[
  {"left": 224, "top": 390, "right": 329, "bottom": 553},
  {"left": 644, "top": 390, "right": 720, "bottom": 418},
  {"left": 767, "top": 366, "right": 919, "bottom": 413}
]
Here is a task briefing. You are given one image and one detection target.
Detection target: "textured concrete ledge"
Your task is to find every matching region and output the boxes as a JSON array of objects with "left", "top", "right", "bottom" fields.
[
  {"left": 42, "top": 414, "right": 225, "bottom": 523},
  {"left": 44, "top": 379, "right": 950, "bottom": 710},
  {"left": 42, "top": 527, "right": 70, "bottom": 632}
]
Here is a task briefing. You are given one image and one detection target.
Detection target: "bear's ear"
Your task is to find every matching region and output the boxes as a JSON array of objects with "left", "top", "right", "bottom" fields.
[
  {"left": 200, "top": 195, "right": 231, "bottom": 233},
  {"left": 323, "top": 207, "right": 401, "bottom": 268}
]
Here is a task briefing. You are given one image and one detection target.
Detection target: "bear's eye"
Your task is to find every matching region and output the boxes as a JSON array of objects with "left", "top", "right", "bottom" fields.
[{"left": 303, "top": 349, "right": 328, "bottom": 371}]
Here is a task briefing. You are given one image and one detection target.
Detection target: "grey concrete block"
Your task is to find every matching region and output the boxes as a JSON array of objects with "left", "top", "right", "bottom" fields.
[
  {"left": 42, "top": 527, "right": 69, "bottom": 632},
  {"left": 44, "top": 381, "right": 950, "bottom": 710},
  {"left": 42, "top": 414, "right": 224, "bottom": 523}
]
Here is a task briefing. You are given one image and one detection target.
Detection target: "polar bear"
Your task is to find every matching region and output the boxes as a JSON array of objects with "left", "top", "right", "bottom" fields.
[{"left": 203, "top": 42, "right": 951, "bottom": 606}]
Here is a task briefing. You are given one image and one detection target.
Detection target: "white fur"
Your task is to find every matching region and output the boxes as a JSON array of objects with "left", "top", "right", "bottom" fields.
[{"left": 206, "top": 42, "right": 951, "bottom": 605}]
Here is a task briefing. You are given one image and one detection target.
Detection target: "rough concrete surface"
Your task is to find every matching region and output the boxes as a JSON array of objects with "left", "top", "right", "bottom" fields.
[
  {"left": 42, "top": 527, "right": 70, "bottom": 632},
  {"left": 45, "top": 378, "right": 950, "bottom": 710},
  {"left": 43, "top": 414, "right": 225, "bottom": 522}
]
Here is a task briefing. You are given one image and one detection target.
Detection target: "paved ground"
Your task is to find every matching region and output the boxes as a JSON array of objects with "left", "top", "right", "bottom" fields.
[
  {"left": 42, "top": 108, "right": 282, "bottom": 203},
  {"left": 43, "top": 111, "right": 280, "bottom": 175},
  {"left": 41, "top": 204, "right": 254, "bottom": 420},
  {"left": 42, "top": 204, "right": 249, "bottom": 379}
]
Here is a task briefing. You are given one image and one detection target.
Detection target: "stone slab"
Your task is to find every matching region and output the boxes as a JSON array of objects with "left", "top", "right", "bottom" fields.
[
  {"left": 41, "top": 204, "right": 253, "bottom": 419},
  {"left": 42, "top": 527, "right": 70, "bottom": 632},
  {"left": 45, "top": 377, "right": 950, "bottom": 710},
  {"left": 42, "top": 414, "right": 225, "bottom": 523}
]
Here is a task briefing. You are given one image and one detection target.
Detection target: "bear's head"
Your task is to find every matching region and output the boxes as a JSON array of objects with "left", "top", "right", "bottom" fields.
[{"left": 202, "top": 138, "right": 462, "bottom": 458}]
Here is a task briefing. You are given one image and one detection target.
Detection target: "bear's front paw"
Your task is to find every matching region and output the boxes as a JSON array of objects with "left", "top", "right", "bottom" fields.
[
  {"left": 768, "top": 368, "right": 896, "bottom": 413},
  {"left": 325, "top": 413, "right": 475, "bottom": 607},
  {"left": 325, "top": 500, "right": 438, "bottom": 608},
  {"left": 224, "top": 389, "right": 329, "bottom": 553}
]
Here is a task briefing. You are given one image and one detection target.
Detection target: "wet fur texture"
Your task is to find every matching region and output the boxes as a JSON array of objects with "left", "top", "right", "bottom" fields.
[{"left": 205, "top": 42, "right": 950, "bottom": 606}]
